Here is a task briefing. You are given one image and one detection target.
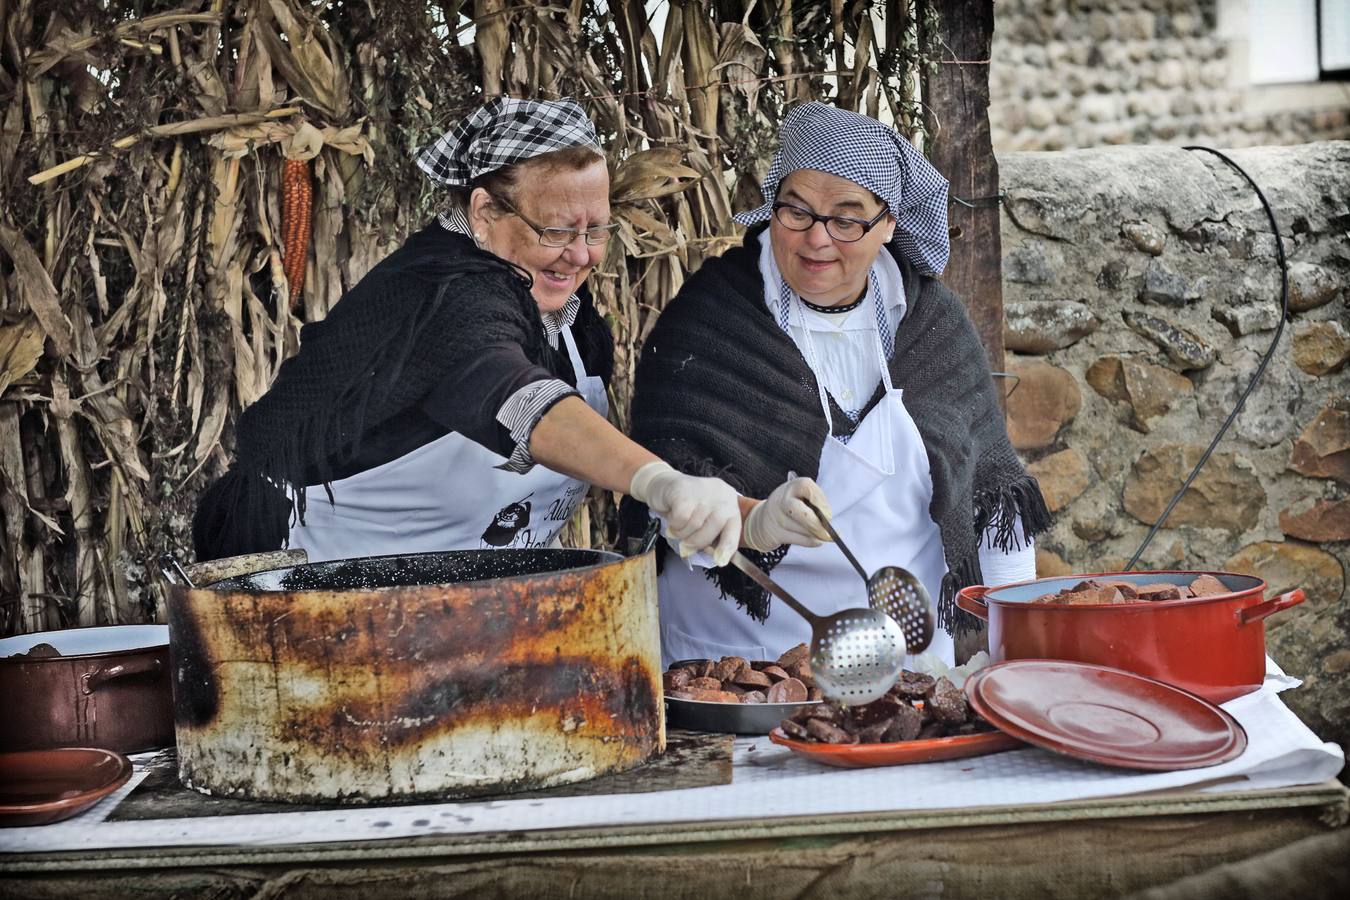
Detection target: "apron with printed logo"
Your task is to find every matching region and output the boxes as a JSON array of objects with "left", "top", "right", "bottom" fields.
[
  {"left": 288, "top": 324, "right": 607, "bottom": 563},
  {"left": 657, "top": 286, "right": 953, "bottom": 667}
]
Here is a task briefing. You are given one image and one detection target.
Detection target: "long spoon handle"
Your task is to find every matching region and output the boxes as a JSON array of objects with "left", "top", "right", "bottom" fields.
[
  {"left": 805, "top": 499, "right": 869, "bottom": 583},
  {"left": 729, "top": 552, "right": 820, "bottom": 626}
]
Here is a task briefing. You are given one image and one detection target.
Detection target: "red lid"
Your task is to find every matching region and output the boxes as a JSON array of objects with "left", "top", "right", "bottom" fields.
[{"left": 965, "top": 660, "right": 1247, "bottom": 771}]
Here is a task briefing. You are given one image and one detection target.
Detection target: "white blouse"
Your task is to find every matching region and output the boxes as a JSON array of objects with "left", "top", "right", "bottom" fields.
[{"left": 758, "top": 239, "right": 1038, "bottom": 584}]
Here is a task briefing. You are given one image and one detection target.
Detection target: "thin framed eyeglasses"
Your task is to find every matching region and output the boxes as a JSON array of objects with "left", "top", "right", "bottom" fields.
[
  {"left": 771, "top": 201, "right": 889, "bottom": 243},
  {"left": 490, "top": 193, "right": 618, "bottom": 247}
]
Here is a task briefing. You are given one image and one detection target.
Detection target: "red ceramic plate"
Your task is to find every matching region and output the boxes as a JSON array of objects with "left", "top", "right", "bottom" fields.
[
  {"left": 0, "top": 747, "right": 132, "bottom": 827},
  {"left": 768, "top": 727, "right": 1023, "bottom": 768},
  {"left": 965, "top": 660, "right": 1247, "bottom": 771}
]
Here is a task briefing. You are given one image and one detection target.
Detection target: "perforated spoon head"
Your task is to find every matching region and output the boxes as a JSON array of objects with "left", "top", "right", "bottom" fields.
[
  {"left": 808, "top": 608, "right": 907, "bottom": 705},
  {"left": 867, "top": 566, "right": 935, "bottom": 655}
]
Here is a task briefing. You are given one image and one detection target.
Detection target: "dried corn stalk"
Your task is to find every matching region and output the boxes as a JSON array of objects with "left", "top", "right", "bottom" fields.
[{"left": 0, "top": 0, "right": 927, "bottom": 635}]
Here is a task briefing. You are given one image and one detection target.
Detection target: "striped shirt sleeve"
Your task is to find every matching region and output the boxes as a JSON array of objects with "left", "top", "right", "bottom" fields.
[{"left": 493, "top": 378, "right": 580, "bottom": 473}]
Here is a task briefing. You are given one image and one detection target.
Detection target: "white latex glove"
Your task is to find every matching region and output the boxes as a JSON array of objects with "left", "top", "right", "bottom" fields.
[
  {"left": 740, "top": 476, "right": 834, "bottom": 552},
  {"left": 629, "top": 461, "right": 741, "bottom": 567}
]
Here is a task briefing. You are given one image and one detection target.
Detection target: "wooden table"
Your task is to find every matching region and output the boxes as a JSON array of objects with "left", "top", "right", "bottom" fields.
[{"left": 1, "top": 778, "right": 1345, "bottom": 899}]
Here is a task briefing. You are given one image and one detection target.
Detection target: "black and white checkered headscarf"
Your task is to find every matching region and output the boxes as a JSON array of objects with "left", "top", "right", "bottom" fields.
[
  {"left": 415, "top": 97, "right": 603, "bottom": 187},
  {"left": 734, "top": 102, "right": 951, "bottom": 276}
]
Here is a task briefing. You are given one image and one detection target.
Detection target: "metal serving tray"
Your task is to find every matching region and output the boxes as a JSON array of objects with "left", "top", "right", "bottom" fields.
[{"left": 664, "top": 658, "right": 821, "bottom": 735}]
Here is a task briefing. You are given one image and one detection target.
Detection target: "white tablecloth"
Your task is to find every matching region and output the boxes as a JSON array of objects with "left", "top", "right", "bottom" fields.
[{"left": 1, "top": 661, "right": 1342, "bottom": 854}]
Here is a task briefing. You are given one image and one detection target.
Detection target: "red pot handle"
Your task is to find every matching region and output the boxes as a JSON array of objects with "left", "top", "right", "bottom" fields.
[
  {"left": 1238, "top": 588, "right": 1305, "bottom": 626},
  {"left": 82, "top": 656, "right": 163, "bottom": 694},
  {"left": 955, "top": 585, "right": 991, "bottom": 621}
]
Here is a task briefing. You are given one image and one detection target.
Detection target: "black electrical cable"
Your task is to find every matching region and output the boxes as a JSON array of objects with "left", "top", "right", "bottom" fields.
[{"left": 1123, "top": 146, "right": 1290, "bottom": 571}]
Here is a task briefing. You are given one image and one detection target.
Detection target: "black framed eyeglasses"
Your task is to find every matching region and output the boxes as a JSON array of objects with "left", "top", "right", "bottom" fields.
[
  {"left": 490, "top": 193, "right": 618, "bottom": 247},
  {"left": 771, "top": 201, "right": 889, "bottom": 243}
]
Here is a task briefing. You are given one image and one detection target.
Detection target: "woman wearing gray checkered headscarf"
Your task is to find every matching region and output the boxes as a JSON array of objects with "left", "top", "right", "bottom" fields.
[
  {"left": 196, "top": 97, "right": 756, "bottom": 567},
  {"left": 626, "top": 103, "right": 1050, "bottom": 669}
]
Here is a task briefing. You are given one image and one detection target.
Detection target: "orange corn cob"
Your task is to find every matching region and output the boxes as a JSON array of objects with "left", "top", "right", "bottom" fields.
[{"left": 282, "top": 158, "right": 311, "bottom": 307}]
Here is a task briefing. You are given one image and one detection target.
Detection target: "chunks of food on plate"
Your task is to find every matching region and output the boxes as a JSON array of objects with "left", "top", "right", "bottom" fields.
[
  {"left": 664, "top": 643, "right": 825, "bottom": 704},
  {"left": 779, "top": 673, "right": 996, "bottom": 744},
  {"left": 1029, "top": 575, "right": 1230, "bottom": 605}
]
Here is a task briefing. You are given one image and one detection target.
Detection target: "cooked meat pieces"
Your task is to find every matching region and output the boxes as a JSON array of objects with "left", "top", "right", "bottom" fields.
[
  {"left": 778, "top": 670, "right": 995, "bottom": 744},
  {"left": 663, "top": 655, "right": 815, "bottom": 706},
  {"left": 766, "top": 677, "right": 808, "bottom": 703},
  {"left": 1031, "top": 578, "right": 1207, "bottom": 605},
  {"left": 777, "top": 642, "right": 810, "bottom": 670},
  {"left": 805, "top": 718, "right": 856, "bottom": 744},
  {"left": 892, "top": 671, "right": 936, "bottom": 699},
  {"left": 710, "top": 656, "right": 748, "bottom": 682},
  {"left": 731, "top": 669, "right": 773, "bottom": 689},
  {"left": 1189, "top": 574, "right": 1229, "bottom": 597}
]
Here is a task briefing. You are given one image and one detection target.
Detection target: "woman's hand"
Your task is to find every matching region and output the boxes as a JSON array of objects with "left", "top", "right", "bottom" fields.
[
  {"left": 629, "top": 462, "right": 741, "bottom": 567},
  {"left": 741, "top": 477, "right": 833, "bottom": 552}
]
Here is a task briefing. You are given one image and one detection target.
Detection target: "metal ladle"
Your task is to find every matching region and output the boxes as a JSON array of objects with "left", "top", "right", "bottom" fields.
[
  {"left": 729, "top": 552, "right": 905, "bottom": 706},
  {"left": 805, "top": 501, "right": 935, "bottom": 655}
]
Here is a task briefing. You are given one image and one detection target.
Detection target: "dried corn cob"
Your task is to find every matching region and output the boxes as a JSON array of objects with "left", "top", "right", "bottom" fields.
[{"left": 282, "top": 158, "right": 311, "bottom": 307}]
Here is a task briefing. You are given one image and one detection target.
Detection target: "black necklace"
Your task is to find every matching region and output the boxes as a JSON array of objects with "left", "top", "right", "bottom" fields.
[{"left": 800, "top": 286, "right": 867, "bottom": 315}]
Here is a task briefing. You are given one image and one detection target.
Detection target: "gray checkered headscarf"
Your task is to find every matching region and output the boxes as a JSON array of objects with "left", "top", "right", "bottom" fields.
[
  {"left": 415, "top": 97, "right": 603, "bottom": 186},
  {"left": 735, "top": 102, "right": 951, "bottom": 276}
]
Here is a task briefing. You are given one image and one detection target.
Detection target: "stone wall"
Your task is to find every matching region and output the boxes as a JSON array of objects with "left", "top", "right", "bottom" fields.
[
  {"left": 989, "top": 0, "right": 1350, "bottom": 153},
  {"left": 997, "top": 141, "right": 1349, "bottom": 750}
]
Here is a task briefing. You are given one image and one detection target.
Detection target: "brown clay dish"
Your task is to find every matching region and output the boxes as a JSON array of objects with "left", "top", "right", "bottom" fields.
[{"left": 0, "top": 747, "right": 133, "bottom": 827}]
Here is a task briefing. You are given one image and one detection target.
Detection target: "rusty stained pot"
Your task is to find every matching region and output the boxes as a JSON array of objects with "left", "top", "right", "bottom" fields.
[{"left": 168, "top": 548, "right": 663, "bottom": 803}]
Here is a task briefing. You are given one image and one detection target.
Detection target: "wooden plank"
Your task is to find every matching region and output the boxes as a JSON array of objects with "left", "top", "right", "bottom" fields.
[
  {"left": 919, "top": 0, "right": 1004, "bottom": 374},
  {"left": 107, "top": 729, "right": 735, "bottom": 822},
  {"left": 3, "top": 798, "right": 1345, "bottom": 899}
]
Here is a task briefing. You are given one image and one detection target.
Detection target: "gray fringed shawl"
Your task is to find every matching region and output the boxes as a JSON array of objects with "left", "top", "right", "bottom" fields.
[{"left": 622, "top": 228, "right": 1051, "bottom": 635}]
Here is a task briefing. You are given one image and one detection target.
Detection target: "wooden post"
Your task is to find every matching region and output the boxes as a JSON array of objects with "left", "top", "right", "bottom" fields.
[
  {"left": 919, "top": 0, "right": 1003, "bottom": 375},
  {"left": 919, "top": 1, "right": 1002, "bottom": 662}
]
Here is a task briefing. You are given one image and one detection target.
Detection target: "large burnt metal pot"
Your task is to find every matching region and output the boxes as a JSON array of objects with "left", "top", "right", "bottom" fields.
[{"left": 167, "top": 548, "right": 663, "bottom": 803}]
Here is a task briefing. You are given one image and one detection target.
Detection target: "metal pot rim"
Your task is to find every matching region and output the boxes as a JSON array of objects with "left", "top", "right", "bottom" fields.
[
  {"left": 199, "top": 547, "right": 628, "bottom": 593},
  {"left": 0, "top": 624, "right": 170, "bottom": 663}
]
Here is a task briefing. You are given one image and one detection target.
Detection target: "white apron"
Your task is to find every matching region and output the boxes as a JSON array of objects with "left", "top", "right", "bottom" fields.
[
  {"left": 288, "top": 324, "right": 608, "bottom": 563},
  {"left": 658, "top": 288, "right": 954, "bottom": 668}
]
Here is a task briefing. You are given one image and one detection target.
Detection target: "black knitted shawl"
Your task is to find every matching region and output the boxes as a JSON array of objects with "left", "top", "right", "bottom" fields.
[
  {"left": 193, "top": 222, "right": 614, "bottom": 561},
  {"left": 622, "top": 227, "right": 1050, "bottom": 635}
]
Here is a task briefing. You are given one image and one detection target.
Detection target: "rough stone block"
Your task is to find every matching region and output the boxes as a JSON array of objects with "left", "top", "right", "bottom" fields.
[
  {"left": 1004, "top": 243, "right": 1057, "bottom": 285},
  {"left": 1290, "top": 406, "right": 1350, "bottom": 483},
  {"left": 1005, "top": 300, "right": 1100, "bottom": 354},
  {"left": 1288, "top": 262, "right": 1339, "bottom": 312},
  {"left": 1027, "top": 448, "right": 1091, "bottom": 513},
  {"left": 1292, "top": 320, "right": 1350, "bottom": 376},
  {"left": 1212, "top": 303, "right": 1280, "bottom": 336},
  {"left": 1123, "top": 310, "right": 1216, "bottom": 369},
  {"left": 1122, "top": 221, "right": 1166, "bottom": 256},
  {"left": 1006, "top": 359, "right": 1082, "bottom": 449},
  {"left": 1085, "top": 355, "right": 1193, "bottom": 432},
  {"left": 1139, "top": 258, "right": 1200, "bottom": 304},
  {"left": 1279, "top": 498, "right": 1350, "bottom": 543},
  {"left": 1123, "top": 444, "right": 1264, "bottom": 532}
]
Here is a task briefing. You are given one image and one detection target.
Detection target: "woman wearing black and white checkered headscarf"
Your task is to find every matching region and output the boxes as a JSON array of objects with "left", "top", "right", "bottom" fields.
[
  {"left": 195, "top": 97, "right": 753, "bottom": 566},
  {"left": 625, "top": 102, "right": 1051, "bottom": 669}
]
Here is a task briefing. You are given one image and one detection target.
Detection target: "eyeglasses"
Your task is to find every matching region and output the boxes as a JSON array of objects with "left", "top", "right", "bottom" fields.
[
  {"left": 490, "top": 193, "right": 618, "bottom": 247},
  {"left": 771, "top": 201, "right": 889, "bottom": 243}
]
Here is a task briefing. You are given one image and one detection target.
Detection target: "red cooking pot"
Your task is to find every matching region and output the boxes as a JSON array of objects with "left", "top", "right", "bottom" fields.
[
  {"left": 0, "top": 625, "right": 174, "bottom": 753},
  {"left": 956, "top": 571, "right": 1304, "bottom": 704}
]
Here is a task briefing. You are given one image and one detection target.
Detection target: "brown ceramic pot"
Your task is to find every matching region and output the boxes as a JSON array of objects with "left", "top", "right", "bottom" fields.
[{"left": 0, "top": 625, "right": 174, "bottom": 753}]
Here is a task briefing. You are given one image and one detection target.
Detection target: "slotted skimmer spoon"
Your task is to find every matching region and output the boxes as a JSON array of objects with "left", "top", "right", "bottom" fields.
[
  {"left": 729, "top": 552, "right": 905, "bottom": 705},
  {"left": 805, "top": 500, "right": 935, "bottom": 655}
]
